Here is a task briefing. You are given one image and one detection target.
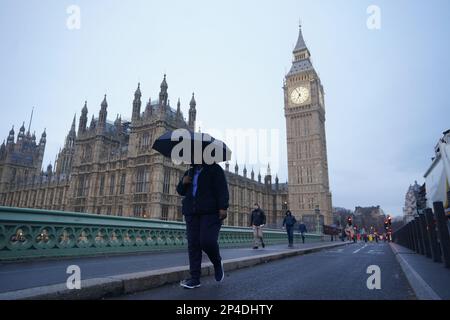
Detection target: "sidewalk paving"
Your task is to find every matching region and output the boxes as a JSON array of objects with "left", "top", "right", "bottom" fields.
[
  {"left": 390, "top": 243, "right": 450, "bottom": 300},
  {"left": 0, "top": 240, "right": 350, "bottom": 300}
]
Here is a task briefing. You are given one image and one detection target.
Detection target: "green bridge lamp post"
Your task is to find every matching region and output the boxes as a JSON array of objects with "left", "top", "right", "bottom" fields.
[{"left": 315, "top": 206, "right": 322, "bottom": 235}]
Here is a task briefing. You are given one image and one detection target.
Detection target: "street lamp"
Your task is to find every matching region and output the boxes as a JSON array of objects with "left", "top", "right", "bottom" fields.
[{"left": 315, "top": 205, "right": 322, "bottom": 235}]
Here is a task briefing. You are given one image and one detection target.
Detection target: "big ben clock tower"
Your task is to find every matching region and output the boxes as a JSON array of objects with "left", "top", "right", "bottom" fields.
[{"left": 284, "top": 25, "right": 332, "bottom": 228}]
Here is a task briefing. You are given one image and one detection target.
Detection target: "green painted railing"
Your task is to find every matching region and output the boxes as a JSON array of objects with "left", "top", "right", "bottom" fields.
[{"left": 0, "top": 206, "right": 322, "bottom": 261}]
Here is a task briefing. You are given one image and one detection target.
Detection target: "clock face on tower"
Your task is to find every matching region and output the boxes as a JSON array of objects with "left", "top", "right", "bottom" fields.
[{"left": 290, "top": 86, "right": 310, "bottom": 105}]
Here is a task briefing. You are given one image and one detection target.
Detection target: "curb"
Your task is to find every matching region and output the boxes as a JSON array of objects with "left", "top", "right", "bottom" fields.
[
  {"left": 389, "top": 243, "right": 441, "bottom": 300},
  {"left": 0, "top": 241, "right": 350, "bottom": 300}
]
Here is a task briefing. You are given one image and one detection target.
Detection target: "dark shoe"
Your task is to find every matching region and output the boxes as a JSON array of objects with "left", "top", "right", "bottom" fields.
[
  {"left": 253, "top": 246, "right": 258, "bottom": 249},
  {"left": 180, "top": 278, "right": 201, "bottom": 289},
  {"left": 214, "top": 261, "right": 225, "bottom": 282},
  {"left": 288, "top": 244, "right": 294, "bottom": 248}
]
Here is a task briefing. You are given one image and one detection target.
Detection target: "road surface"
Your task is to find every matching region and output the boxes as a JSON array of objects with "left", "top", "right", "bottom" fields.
[
  {"left": 0, "top": 242, "right": 323, "bottom": 293},
  {"left": 115, "top": 242, "right": 416, "bottom": 300}
]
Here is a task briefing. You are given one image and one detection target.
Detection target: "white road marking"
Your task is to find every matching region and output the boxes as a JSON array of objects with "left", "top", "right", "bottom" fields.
[
  {"left": 0, "top": 265, "right": 68, "bottom": 275},
  {"left": 327, "top": 248, "right": 344, "bottom": 253},
  {"left": 367, "top": 249, "right": 385, "bottom": 255},
  {"left": 353, "top": 244, "right": 368, "bottom": 254}
]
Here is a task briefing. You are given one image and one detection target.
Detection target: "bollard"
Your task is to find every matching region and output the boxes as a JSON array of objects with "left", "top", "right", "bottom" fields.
[
  {"left": 433, "top": 202, "right": 450, "bottom": 268},
  {"left": 419, "top": 214, "right": 432, "bottom": 258},
  {"left": 424, "top": 208, "right": 441, "bottom": 263}
]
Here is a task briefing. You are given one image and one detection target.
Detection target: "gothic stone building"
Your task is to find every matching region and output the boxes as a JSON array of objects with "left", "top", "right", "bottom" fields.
[
  {"left": 402, "top": 181, "right": 427, "bottom": 224},
  {"left": 353, "top": 206, "right": 386, "bottom": 232},
  {"left": 0, "top": 75, "right": 288, "bottom": 228},
  {"left": 0, "top": 26, "right": 331, "bottom": 230}
]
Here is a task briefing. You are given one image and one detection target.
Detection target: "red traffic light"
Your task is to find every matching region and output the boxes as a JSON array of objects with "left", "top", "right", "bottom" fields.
[{"left": 347, "top": 216, "right": 352, "bottom": 226}]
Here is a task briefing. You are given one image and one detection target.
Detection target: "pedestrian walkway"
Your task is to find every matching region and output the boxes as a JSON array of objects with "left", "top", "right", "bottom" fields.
[
  {"left": 0, "top": 241, "right": 345, "bottom": 295},
  {"left": 390, "top": 243, "right": 450, "bottom": 300}
]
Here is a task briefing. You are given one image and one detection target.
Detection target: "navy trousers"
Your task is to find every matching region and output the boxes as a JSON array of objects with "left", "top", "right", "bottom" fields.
[
  {"left": 286, "top": 226, "right": 294, "bottom": 245},
  {"left": 185, "top": 213, "right": 222, "bottom": 280},
  {"left": 301, "top": 232, "right": 306, "bottom": 243}
]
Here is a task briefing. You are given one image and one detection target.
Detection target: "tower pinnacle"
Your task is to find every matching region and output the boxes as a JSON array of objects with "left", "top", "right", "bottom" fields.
[
  {"left": 27, "top": 107, "right": 34, "bottom": 134},
  {"left": 293, "top": 24, "right": 308, "bottom": 53}
]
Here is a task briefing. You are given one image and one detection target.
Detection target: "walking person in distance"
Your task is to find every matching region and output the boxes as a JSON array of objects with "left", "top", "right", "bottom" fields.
[
  {"left": 282, "top": 210, "right": 297, "bottom": 248},
  {"left": 298, "top": 221, "right": 308, "bottom": 244},
  {"left": 250, "top": 203, "right": 266, "bottom": 249}
]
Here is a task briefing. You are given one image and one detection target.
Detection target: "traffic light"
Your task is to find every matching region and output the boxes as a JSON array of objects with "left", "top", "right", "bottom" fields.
[
  {"left": 384, "top": 219, "right": 389, "bottom": 230},
  {"left": 388, "top": 216, "right": 392, "bottom": 226},
  {"left": 347, "top": 216, "right": 352, "bottom": 226}
]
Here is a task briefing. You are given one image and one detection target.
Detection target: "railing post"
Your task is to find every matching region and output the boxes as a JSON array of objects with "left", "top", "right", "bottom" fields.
[
  {"left": 418, "top": 213, "right": 432, "bottom": 258},
  {"left": 433, "top": 201, "right": 450, "bottom": 268},
  {"left": 404, "top": 225, "right": 408, "bottom": 247},
  {"left": 405, "top": 223, "right": 411, "bottom": 249},
  {"left": 408, "top": 222, "right": 413, "bottom": 249},
  {"left": 424, "top": 208, "right": 441, "bottom": 263},
  {"left": 410, "top": 219, "right": 420, "bottom": 253},
  {"left": 396, "top": 226, "right": 402, "bottom": 246},
  {"left": 414, "top": 217, "right": 425, "bottom": 255},
  {"left": 407, "top": 222, "right": 413, "bottom": 250}
]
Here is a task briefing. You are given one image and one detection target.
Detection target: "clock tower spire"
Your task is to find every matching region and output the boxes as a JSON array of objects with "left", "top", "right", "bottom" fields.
[
  {"left": 293, "top": 24, "right": 310, "bottom": 61},
  {"left": 283, "top": 24, "right": 333, "bottom": 229}
]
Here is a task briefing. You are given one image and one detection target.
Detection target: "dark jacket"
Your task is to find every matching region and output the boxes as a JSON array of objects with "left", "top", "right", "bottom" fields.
[
  {"left": 250, "top": 208, "right": 266, "bottom": 226},
  {"left": 298, "top": 223, "right": 307, "bottom": 233},
  {"left": 176, "top": 163, "right": 229, "bottom": 216},
  {"left": 283, "top": 215, "right": 297, "bottom": 227}
]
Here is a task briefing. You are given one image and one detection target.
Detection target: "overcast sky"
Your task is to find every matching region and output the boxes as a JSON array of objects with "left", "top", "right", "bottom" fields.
[{"left": 1, "top": 0, "right": 449, "bottom": 217}]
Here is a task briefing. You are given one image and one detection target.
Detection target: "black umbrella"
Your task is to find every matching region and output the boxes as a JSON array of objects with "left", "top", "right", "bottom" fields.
[{"left": 152, "top": 129, "right": 232, "bottom": 164}]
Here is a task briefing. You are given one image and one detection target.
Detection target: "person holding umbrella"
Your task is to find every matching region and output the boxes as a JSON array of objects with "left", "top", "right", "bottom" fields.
[{"left": 153, "top": 129, "right": 231, "bottom": 289}]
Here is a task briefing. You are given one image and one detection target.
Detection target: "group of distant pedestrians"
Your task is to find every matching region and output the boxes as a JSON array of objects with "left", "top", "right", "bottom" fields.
[
  {"left": 250, "top": 204, "right": 308, "bottom": 249},
  {"left": 340, "top": 224, "right": 385, "bottom": 243}
]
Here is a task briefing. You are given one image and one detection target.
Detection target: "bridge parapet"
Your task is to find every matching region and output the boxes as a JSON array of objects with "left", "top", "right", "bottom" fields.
[{"left": 0, "top": 206, "right": 322, "bottom": 261}]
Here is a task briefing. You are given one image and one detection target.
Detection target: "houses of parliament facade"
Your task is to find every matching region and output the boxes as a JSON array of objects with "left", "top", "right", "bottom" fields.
[{"left": 0, "top": 26, "right": 332, "bottom": 229}]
